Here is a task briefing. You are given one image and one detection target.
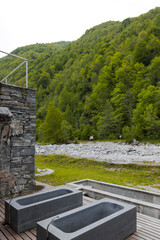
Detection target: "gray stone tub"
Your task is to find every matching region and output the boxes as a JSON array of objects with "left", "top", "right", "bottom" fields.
[
  {"left": 5, "top": 187, "right": 82, "bottom": 233},
  {"left": 67, "top": 179, "right": 160, "bottom": 218},
  {"left": 37, "top": 198, "right": 136, "bottom": 240}
]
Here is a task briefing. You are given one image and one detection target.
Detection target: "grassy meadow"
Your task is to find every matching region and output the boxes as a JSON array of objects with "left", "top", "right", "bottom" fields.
[{"left": 35, "top": 154, "right": 160, "bottom": 190}]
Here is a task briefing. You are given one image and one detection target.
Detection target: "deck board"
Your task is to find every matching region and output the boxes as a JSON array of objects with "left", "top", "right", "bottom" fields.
[{"left": 1, "top": 198, "right": 160, "bottom": 240}]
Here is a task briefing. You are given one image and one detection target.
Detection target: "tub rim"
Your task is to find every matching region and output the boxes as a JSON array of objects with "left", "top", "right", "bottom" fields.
[
  {"left": 37, "top": 198, "right": 136, "bottom": 240},
  {"left": 5, "top": 187, "right": 80, "bottom": 209},
  {"left": 68, "top": 178, "right": 160, "bottom": 197}
]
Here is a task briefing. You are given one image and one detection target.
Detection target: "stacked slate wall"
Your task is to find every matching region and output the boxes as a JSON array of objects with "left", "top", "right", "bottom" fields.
[{"left": 0, "top": 83, "right": 36, "bottom": 198}]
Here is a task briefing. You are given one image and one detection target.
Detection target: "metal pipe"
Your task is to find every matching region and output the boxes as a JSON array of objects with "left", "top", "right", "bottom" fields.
[
  {"left": 1, "top": 60, "right": 26, "bottom": 82},
  {"left": 0, "top": 50, "right": 28, "bottom": 88},
  {"left": 46, "top": 216, "right": 59, "bottom": 239},
  {"left": 0, "top": 50, "right": 27, "bottom": 61},
  {"left": 26, "top": 60, "right": 28, "bottom": 88}
]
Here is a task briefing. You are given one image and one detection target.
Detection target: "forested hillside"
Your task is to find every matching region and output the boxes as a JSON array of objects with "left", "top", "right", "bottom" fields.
[{"left": 1, "top": 7, "right": 160, "bottom": 143}]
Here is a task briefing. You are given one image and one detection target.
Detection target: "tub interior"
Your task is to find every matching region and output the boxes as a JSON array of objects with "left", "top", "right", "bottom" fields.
[
  {"left": 76, "top": 180, "right": 89, "bottom": 186},
  {"left": 53, "top": 202, "right": 123, "bottom": 233},
  {"left": 17, "top": 189, "right": 72, "bottom": 206},
  {"left": 75, "top": 180, "right": 160, "bottom": 204}
]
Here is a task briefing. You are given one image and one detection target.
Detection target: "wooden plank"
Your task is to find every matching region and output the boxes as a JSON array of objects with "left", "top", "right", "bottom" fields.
[
  {"left": 0, "top": 217, "right": 5, "bottom": 226},
  {"left": 19, "top": 232, "right": 32, "bottom": 240},
  {"left": 25, "top": 230, "right": 36, "bottom": 240},
  {"left": 1, "top": 196, "right": 160, "bottom": 240},
  {"left": 132, "top": 230, "right": 154, "bottom": 240},
  {"left": 137, "top": 218, "right": 160, "bottom": 233},
  {"left": 30, "top": 228, "right": 36, "bottom": 236},
  {"left": 137, "top": 216, "right": 160, "bottom": 226},
  {"left": 0, "top": 201, "right": 5, "bottom": 210},
  {"left": 0, "top": 223, "right": 15, "bottom": 240},
  {"left": 127, "top": 234, "right": 144, "bottom": 240},
  {"left": 138, "top": 213, "right": 160, "bottom": 224},
  {"left": 137, "top": 216, "right": 160, "bottom": 229},
  {"left": 0, "top": 212, "right": 5, "bottom": 222},
  {"left": 136, "top": 226, "right": 160, "bottom": 239},
  {"left": 0, "top": 201, "right": 5, "bottom": 222},
  {"left": 0, "top": 215, "right": 5, "bottom": 223},
  {"left": 5, "top": 225, "right": 23, "bottom": 240},
  {"left": 0, "top": 207, "right": 5, "bottom": 215},
  {"left": 0, "top": 230, "right": 8, "bottom": 240},
  {"left": 0, "top": 205, "right": 5, "bottom": 214}
]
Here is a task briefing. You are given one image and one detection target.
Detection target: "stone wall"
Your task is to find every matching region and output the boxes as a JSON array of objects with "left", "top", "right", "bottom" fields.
[{"left": 0, "top": 83, "right": 36, "bottom": 198}]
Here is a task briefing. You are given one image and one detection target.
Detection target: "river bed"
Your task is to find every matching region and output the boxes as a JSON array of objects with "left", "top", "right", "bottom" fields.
[{"left": 35, "top": 142, "right": 160, "bottom": 165}]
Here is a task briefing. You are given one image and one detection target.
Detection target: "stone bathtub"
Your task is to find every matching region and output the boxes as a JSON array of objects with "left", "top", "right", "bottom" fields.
[
  {"left": 67, "top": 179, "right": 160, "bottom": 218},
  {"left": 37, "top": 198, "right": 136, "bottom": 240},
  {"left": 5, "top": 187, "right": 82, "bottom": 233}
]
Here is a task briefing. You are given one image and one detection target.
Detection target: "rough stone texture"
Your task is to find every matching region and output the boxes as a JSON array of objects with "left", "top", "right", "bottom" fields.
[
  {"left": 36, "top": 142, "right": 160, "bottom": 164},
  {"left": 0, "top": 107, "right": 13, "bottom": 118},
  {"left": 0, "top": 83, "right": 36, "bottom": 198}
]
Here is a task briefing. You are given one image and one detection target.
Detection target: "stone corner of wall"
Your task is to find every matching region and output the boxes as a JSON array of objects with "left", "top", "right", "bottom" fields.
[{"left": 0, "top": 83, "right": 36, "bottom": 198}]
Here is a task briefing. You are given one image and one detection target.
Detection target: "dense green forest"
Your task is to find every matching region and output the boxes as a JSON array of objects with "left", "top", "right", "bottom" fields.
[{"left": 1, "top": 7, "right": 160, "bottom": 143}]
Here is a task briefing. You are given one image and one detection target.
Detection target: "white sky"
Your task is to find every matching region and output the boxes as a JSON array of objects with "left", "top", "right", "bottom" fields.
[{"left": 0, "top": 0, "right": 160, "bottom": 57}]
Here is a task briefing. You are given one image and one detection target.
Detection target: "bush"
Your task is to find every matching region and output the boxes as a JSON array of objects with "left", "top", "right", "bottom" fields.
[
  {"left": 122, "top": 126, "right": 134, "bottom": 143},
  {"left": 61, "top": 120, "right": 73, "bottom": 143},
  {"left": 81, "top": 124, "right": 92, "bottom": 140}
]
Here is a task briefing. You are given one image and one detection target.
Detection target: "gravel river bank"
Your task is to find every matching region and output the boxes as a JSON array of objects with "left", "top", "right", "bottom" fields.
[{"left": 35, "top": 142, "right": 160, "bottom": 165}]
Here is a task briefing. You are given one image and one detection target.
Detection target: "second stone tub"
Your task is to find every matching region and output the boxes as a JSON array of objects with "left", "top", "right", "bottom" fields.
[
  {"left": 37, "top": 198, "right": 136, "bottom": 240},
  {"left": 5, "top": 187, "right": 82, "bottom": 233}
]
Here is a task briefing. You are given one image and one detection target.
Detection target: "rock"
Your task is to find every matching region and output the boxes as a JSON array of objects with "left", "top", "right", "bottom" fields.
[
  {"left": 132, "top": 139, "right": 139, "bottom": 145},
  {"left": 35, "top": 168, "right": 54, "bottom": 176},
  {"left": 0, "top": 107, "right": 13, "bottom": 118},
  {"left": 35, "top": 142, "right": 160, "bottom": 165}
]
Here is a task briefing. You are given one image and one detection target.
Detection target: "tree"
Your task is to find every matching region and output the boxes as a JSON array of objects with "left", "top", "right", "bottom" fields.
[
  {"left": 37, "top": 72, "right": 50, "bottom": 89},
  {"left": 147, "top": 56, "right": 160, "bottom": 85},
  {"left": 40, "top": 101, "right": 63, "bottom": 143},
  {"left": 81, "top": 124, "right": 92, "bottom": 140},
  {"left": 133, "top": 86, "right": 160, "bottom": 139},
  {"left": 61, "top": 120, "right": 73, "bottom": 143},
  {"left": 58, "top": 88, "right": 72, "bottom": 112},
  {"left": 133, "top": 41, "right": 152, "bottom": 66},
  {"left": 122, "top": 126, "right": 135, "bottom": 143},
  {"left": 143, "top": 104, "right": 160, "bottom": 139},
  {"left": 110, "top": 82, "right": 126, "bottom": 124},
  {"left": 98, "top": 102, "right": 121, "bottom": 139}
]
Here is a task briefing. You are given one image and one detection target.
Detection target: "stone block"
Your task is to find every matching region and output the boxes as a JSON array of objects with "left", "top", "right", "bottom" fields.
[
  {"left": 0, "top": 107, "right": 13, "bottom": 118},
  {"left": 5, "top": 188, "right": 82, "bottom": 233},
  {"left": 17, "top": 177, "right": 27, "bottom": 185},
  {"left": 37, "top": 198, "right": 136, "bottom": 240},
  {"left": 11, "top": 159, "right": 22, "bottom": 168},
  {"left": 0, "top": 83, "right": 36, "bottom": 198}
]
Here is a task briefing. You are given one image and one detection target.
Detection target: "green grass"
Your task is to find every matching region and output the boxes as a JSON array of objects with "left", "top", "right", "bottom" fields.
[{"left": 35, "top": 154, "right": 160, "bottom": 189}]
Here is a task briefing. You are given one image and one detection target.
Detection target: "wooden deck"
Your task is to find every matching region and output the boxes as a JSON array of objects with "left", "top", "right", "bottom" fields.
[{"left": 1, "top": 197, "right": 160, "bottom": 240}]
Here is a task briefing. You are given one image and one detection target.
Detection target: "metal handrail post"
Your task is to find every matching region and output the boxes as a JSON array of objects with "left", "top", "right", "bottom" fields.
[
  {"left": 1, "top": 60, "right": 26, "bottom": 82},
  {"left": 0, "top": 50, "right": 27, "bottom": 61},
  {"left": 26, "top": 60, "right": 28, "bottom": 88},
  {"left": 0, "top": 50, "right": 28, "bottom": 88}
]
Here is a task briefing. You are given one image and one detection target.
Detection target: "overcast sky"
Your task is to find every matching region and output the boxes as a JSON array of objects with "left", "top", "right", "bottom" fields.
[{"left": 0, "top": 0, "right": 160, "bottom": 57}]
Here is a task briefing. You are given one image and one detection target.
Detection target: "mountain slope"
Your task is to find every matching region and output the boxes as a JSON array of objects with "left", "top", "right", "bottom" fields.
[{"left": 1, "top": 7, "right": 160, "bottom": 142}]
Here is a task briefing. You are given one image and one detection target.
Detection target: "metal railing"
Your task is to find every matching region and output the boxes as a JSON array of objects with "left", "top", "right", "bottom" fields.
[{"left": 0, "top": 50, "right": 28, "bottom": 88}]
